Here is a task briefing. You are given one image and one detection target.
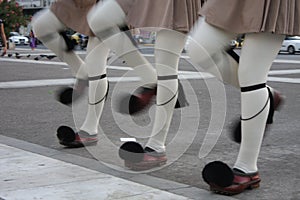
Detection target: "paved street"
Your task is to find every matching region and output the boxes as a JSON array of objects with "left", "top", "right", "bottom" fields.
[{"left": 0, "top": 45, "right": 299, "bottom": 200}]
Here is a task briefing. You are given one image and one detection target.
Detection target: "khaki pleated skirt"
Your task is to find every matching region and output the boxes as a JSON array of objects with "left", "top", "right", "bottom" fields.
[
  {"left": 116, "top": 0, "right": 201, "bottom": 33},
  {"left": 200, "top": 0, "right": 300, "bottom": 35},
  {"left": 50, "top": 0, "right": 96, "bottom": 36}
]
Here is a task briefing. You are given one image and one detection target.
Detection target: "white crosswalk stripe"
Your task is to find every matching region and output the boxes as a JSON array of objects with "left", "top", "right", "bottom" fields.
[{"left": 1, "top": 52, "right": 300, "bottom": 89}]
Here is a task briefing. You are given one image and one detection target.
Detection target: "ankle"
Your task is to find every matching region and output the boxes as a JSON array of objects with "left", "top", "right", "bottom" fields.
[{"left": 144, "top": 146, "right": 166, "bottom": 157}]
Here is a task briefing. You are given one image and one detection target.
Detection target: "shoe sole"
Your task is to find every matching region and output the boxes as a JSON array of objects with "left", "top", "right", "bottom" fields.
[
  {"left": 57, "top": 125, "right": 98, "bottom": 148},
  {"left": 203, "top": 161, "right": 261, "bottom": 196},
  {"left": 210, "top": 179, "right": 260, "bottom": 196}
]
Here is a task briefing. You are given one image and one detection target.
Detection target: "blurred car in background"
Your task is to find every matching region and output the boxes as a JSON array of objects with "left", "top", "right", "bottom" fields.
[
  {"left": 9, "top": 32, "right": 29, "bottom": 45},
  {"left": 79, "top": 35, "right": 88, "bottom": 50},
  {"left": 70, "top": 32, "right": 81, "bottom": 45},
  {"left": 230, "top": 40, "right": 238, "bottom": 49},
  {"left": 70, "top": 32, "right": 88, "bottom": 49},
  {"left": 280, "top": 36, "right": 300, "bottom": 54}
]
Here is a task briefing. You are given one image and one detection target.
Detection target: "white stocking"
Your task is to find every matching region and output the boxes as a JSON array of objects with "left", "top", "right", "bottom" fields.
[
  {"left": 79, "top": 37, "right": 110, "bottom": 135},
  {"left": 188, "top": 19, "right": 284, "bottom": 173},
  {"left": 146, "top": 30, "right": 186, "bottom": 153},
  {"left": 234, "top": 32, "right": 284, "bottom": 173}
]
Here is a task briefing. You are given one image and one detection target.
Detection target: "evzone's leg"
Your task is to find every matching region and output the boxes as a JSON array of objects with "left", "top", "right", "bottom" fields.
[
  {"left": 120, "top": 30, "right": 188, "bottom": 171},
  {"left": 88, "top": 0, "right": 170, "bottom": 114},
  {"left": 188, "top": 20, "right": 285, "bottom": 194},
  {"left": 79, "top": 37, "right": 109, "bottom": 137},
  {"left": 56, "top": 37, "right": 110, "bottom": 148},
  {"left": 32, "top": 10, "right": 88, "bottom": 105},
  {"left": 188, "top": 19, "right": 284, "bottom": 143},
  {"left": 188, "top": 21, "right": 241, "bottom": 191},
  {"left": 88, "top": 0, "right": 157, "bottom": 89},
  {"left": 234, "top": 33, "right": 285, "bottom": 174},
  {"left": 89, "top": 0, "right": 189, "bottom": 115},
  {"left": 208, "top": 33, "right": 284, "bottom": 195}
]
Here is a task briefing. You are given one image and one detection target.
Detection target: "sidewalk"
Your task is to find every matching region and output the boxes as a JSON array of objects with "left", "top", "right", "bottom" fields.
[
  {"left": 0, "top": 136, "right": 236, "bottom": 200},
  {"left": 0, "top": 144, "right": 188, "bottom": 200}
]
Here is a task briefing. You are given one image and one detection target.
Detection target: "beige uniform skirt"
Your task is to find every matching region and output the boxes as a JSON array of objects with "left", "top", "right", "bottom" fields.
[
  {"left": 50, "top": 0, "right": 96, "bottom": 36},
  {"left": 200, "top": 0, "right": 300, "bottom": 36},
  {"left": 116, "top": 0, "right": 201, "bottom": 33}
]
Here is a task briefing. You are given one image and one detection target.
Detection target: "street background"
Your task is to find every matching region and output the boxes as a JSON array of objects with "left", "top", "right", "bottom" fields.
[{"left": 0, "top": 44, "right": 299, "bottom": 200}]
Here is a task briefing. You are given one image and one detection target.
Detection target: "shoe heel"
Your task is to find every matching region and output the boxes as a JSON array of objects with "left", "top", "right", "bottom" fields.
[
  {"left": 158, "top": 160, "right": 167, "bottom": 166},
  {"left": 249, "top": 182, "right": 260, "bottom": 189}
]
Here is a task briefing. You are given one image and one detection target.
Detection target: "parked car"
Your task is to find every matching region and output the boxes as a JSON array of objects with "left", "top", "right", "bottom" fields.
[
  {"left": 71, "top": 32, "right": 81, "bottom": 45},
  {"left": 9, "top": 32, "right": 29, "bottom": 45},
  {"left": 235, "top": 34, "right": 244, "bottom": 48},
  {"left": 69, "top": 32, "right": 89, "bottom": 49},
  {"left": 79, "top": 35, "right": 89, "bottom": 50},
  {"left": 280, "top": 36, "right": 300, "bottom": 54},
  {"left": 230, "top": 40, "right": 238, "bottom": 49}
]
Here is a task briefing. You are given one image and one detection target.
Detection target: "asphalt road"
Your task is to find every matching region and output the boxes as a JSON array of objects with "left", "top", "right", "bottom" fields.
[{"left": 0, "top": 45, "right": 299, "bottom": 200}]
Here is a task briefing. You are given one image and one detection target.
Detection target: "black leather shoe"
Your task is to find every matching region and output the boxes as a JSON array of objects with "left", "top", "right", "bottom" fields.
[
  {"left": 57, "top": 126, "right": 97, "bottom": 148},
  {"left": 119, "top": 142, "right": 167, "bottom": 171},
  {"left": 202, "top": 161, "right": 260, "bottom": 196}
]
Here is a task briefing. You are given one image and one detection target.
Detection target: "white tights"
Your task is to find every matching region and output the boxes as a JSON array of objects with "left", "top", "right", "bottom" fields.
[
  {"left": 146, "top": 30, "right": 187, "bottom": 153},
  {"left": 88, "top": 0, "right": 187, "bottom": 152},
  {"left": 188, "top": 19, "right": 284, "bottom": 173},
  {"left": 80, "top": 37, "right": 110, "bottom": 134},
  {"left": 32, "top": 10, "right": 110, "bottom": 135}
]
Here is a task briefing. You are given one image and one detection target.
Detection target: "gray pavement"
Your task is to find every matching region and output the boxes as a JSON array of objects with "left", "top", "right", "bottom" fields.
[
  {"left": 0, "top": 135, "right": 236, "bottom": 200},
  {"left": 0, "top": 46, "right": 299, "bottom": 200}
]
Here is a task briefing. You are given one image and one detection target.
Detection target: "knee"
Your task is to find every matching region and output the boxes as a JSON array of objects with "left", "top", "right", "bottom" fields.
[
  {"left": 86, "top": 5, "right": 99, "bottom": 31},
  {"left": 156, "top": 30, "right": 186, "bottom": 53},
  {"left": 32, "top": 10, "right": 61, "bottom": 38},
  {"left": 87, "top": 0, "right": 125, "bottom": 34},
  {"left": 87, "top": 7, "right": 110, "bottom": 35},
  {"left": 187, "top": 35, "right": 211, "bottom": 68}
]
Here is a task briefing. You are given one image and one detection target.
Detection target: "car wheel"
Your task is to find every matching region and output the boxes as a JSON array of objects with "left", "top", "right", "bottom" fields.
[{"left": 288, "top": 46, "right": 295, "bottom": 54}]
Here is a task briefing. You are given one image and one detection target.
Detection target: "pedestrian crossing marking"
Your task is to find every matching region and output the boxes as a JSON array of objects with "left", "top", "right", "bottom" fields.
[{"left": 1, "top": 54, "right": 300, "bottom": 87}]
